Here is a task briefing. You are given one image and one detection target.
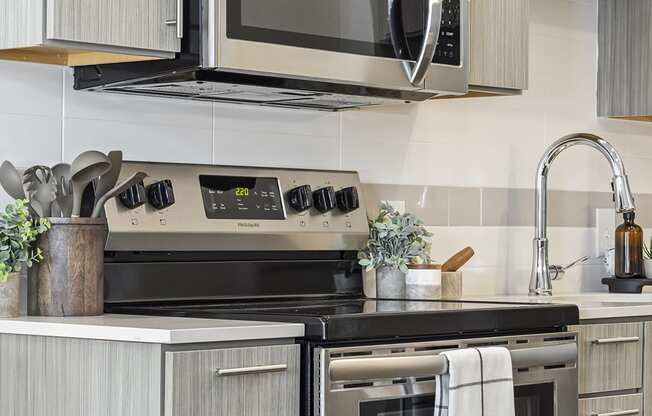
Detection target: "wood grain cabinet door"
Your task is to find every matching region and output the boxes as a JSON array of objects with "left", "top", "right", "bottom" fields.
[
  {"left": 469, "top": 0, "right": 529, "bottom": 91},
  {"left": 165, "top": 344, "right": 300, "bottom": 416},
  {"left": 46, "top": 0, "right": 181, "bottom": 53},
  {"left": 573, "top": 322, "right": 643, "bottom": 395},
  {"left": 579, "top": 394, "right": 642, "bottom": 416}
]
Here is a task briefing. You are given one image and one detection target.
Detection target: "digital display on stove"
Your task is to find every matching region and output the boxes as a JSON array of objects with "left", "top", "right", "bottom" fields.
[{"left": 199, "top": 175, "right": 285, "bottom": 220}]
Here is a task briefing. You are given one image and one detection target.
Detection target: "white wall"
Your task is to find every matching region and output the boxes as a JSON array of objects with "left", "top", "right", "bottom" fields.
[{"left": 2, "top": 0, "right": 652, "bottom": 295}]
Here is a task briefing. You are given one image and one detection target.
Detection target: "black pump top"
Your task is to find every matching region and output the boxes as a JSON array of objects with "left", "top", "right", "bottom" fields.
[{"left": 624, "top": 211, "right": 636, "bottom": 222}]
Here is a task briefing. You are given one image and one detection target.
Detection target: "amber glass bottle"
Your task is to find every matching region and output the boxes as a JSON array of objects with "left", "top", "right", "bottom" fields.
[{"left": 615, "top": 211, "right": 643, "bottom": 278}]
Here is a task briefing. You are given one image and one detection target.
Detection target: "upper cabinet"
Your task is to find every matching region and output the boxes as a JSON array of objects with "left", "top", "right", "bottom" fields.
[
  {"left": 467, "top": 0, "right": 530, "bottom": 95},
  {"left": 0, "top": 0, "right": 181, "bottom": 66},
  {"left": 598, "top": 0, "right": 652, "bottom": 121}
]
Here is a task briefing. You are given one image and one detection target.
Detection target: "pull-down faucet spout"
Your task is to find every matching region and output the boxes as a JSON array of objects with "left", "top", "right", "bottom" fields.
[{"left": 529, "top": 133, "right": 636, "bottom": 296}]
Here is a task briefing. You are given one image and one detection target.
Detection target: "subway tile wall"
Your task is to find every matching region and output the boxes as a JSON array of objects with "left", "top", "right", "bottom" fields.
[{"left": 2, "top": 0, "right": 652, "bottom": 295}]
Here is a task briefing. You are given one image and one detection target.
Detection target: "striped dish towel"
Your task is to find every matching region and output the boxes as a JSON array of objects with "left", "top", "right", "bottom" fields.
[{"left": 435, "top": 347, "right": 515, "bottom": 416}]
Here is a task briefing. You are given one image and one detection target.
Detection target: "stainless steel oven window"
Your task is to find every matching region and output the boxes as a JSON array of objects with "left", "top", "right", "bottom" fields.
[{"left": 207, "top": 0, "right": 468, "bottom": 95}]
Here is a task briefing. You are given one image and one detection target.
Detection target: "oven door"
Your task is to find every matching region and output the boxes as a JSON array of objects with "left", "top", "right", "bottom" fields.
[
  {"left": 317, "top": 333, "right": 578, "bottom": 416},
  {"left": 206, "top": 0, "right": 468, "bottom": 95}
]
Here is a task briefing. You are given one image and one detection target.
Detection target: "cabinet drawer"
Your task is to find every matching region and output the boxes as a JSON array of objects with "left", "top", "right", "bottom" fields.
[
  {"left": 574, "top": 323, "right": 643, "bottom": 394},
  {"left": 579, "top": 394, "right": 642, "bottom": 416},
  {"left": 165, "top": 344, "right": 300, "bottom": 416}
]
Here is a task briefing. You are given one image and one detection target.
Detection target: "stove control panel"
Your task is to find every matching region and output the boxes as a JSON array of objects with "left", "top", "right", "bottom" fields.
[{"left": 104, "top": 162, "right": 368, "bottom": 252}]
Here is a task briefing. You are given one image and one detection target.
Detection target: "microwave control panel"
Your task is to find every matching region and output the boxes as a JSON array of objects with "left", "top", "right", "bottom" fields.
[{"left": 433, "top": 0, "right": 462, "bottom": 66}]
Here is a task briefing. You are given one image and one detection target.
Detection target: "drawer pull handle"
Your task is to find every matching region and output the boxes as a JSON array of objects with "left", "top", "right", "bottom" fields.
[
  {"left": 592, "top": 337, "right": 640, "bottom": 345},
  {"left": 216, "top": 364, "right": 288, "bottom": 377},
  {"left": 591, "top": 409, "right": 639, "bottom": 416}
]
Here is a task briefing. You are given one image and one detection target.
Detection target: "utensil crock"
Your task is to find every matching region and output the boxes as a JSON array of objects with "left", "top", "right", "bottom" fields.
[
  {"left": 28, "top": 217, "right": 108, "bottom": 317},
  {"left": 0, "top": 272, "right": 21, "bottom": 318}
]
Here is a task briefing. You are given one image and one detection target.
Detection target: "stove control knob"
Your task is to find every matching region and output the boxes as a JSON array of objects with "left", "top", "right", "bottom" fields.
[
  {"left": 118, "top": 181, "right": 147, "bottom": 209},
  {"left": 287, "top": 185, "right": 313, "bottom": 213},
  {"left": 336, "top": 187, "right": 360, "bottom": 213},
  {"left": 313, "top": 186, "right": 336, "bottom": 213},
  {"left": 147, "top": 180, "right": 175, "bottom": 210}
]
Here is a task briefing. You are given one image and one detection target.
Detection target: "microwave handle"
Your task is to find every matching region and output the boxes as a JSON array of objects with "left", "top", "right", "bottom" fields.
[
  {"left": 329, "top": 343, "right": 577, "bottom": 382},
  {"left": 388, "top": 0, "right": 443, "bottom": 87}
]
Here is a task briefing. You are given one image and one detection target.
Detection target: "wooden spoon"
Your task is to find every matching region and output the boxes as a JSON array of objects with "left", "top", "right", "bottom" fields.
[{"left": 441, "top": 247, "right": 475, "bottom": 272}]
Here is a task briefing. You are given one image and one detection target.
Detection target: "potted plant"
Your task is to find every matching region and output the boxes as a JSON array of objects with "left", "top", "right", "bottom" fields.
[
  {"left": 644, "top": 238, "right": 652, "bottom": 278},
  {"left": 0, "top": 199, "right": 49, "bottom": 318},
  {"left": 358, "top": 202, "right": 432, "bottom": 299}
]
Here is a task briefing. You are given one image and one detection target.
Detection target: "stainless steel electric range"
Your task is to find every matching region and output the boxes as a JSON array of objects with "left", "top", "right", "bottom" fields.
[{"left": 103, "top": 162, "right": 580, "bottom": 416}]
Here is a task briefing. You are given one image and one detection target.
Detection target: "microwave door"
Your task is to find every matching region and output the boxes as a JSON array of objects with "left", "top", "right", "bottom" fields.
[{"left": 214, "top": 0, "right": 427, "bottom": 90}]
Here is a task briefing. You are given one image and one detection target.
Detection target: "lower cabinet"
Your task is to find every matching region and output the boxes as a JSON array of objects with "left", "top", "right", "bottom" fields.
[
  {"left": 574, "top": 322, "right": 643, "bottom": 395},
  {"left": 0, "top": 334, "right": 300, "bottom": 416},
  {"left": 165, "top": 344, "right": 300, "bottom": 416},
  {"left": 579, "top": 394, "right": 643, "bottom": 416},
  {"left": 572, "top": 322, "right": 646, "bottom": 416}
]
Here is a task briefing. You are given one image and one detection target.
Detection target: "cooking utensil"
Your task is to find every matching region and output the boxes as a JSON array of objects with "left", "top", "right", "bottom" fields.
[
  {"left": 70, "top": 151, "right": 112, "bottom": 217},
  {"left": 54, "top": 179, "right": 73, "bottom": 217},
  {"left": 91, "top": 171, "right": 148, "bottom": 218},
  {"left": 52, "top": 163, "right": 72, "bottom": 192},
  {"left": 94, "top": 150, "right": 123, "bottom": 200},
  {"left": 31, "top": 183, "right": 56, "bottom": 217},
  {"left": 441, "top": 247, "right": 475, "bottom": 272},
  {"left": 0, "top": 160, "right": 27, "bottom": 200}
]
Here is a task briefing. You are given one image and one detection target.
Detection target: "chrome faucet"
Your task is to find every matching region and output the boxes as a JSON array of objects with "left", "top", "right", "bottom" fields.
[{"left": 529, "top": 133, "right": 636, "bottom": 296}]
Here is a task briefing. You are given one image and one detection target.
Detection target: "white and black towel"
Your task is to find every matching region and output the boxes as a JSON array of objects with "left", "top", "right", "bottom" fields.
[{"left": 435, "top": 347, "right": 515, "bottom": 416}]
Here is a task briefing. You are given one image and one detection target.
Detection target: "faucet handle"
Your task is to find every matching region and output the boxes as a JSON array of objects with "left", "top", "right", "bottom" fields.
[{"left": 550, "top": 255, "right": 591, "bottom": 280}]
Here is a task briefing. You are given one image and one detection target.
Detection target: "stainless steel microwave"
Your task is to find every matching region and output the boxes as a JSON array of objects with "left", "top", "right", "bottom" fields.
[{"left": 75, "top": 0, "right": 470, "bottom": 110}]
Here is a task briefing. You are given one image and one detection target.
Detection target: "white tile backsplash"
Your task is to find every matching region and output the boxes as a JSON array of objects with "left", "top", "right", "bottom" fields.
[
  {"left": 1, "top": 0, "right": 652, "bottom": 297},
  {"left": 63, "top": 118, "right": 213, "bottom": 164}
]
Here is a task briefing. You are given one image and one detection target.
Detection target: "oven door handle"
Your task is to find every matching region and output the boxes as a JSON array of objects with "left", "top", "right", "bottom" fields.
[
  {"left": 388, "top": 0, "right": 443, "bottom": 87},
  {"left": 328, "top": 343, "right": 577, "bottom": 382}
]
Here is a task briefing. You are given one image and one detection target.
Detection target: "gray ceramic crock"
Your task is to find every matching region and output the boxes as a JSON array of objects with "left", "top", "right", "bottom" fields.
[{"left": 376, "top": 266, "right": 406, "bottom": 299}]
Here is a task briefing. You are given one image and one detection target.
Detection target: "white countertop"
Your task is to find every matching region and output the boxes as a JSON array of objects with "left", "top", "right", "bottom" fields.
[
  {"left": 0, "top": 314, "right": 305, "bottom": 344},
  {"left": 467, "top": 292, "right": 652, "bottom": 320}
]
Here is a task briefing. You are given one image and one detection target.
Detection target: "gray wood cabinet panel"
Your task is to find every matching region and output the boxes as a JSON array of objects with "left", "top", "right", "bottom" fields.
[
  {"left": 645, "top": 322, "right": 652, "bottom": 416},
  {"left": 469, "top": 0, "right": 529, "bottom": 91},
  {"left": 579, "top": 394, "right": 642, "bottom": 416},
  {"left": 598, "top": 0, "right": 652, "bottom": 120},
  {"left": 46, "top": 0, "right": 180, "bottom": 53},
  {"left": 165, "top": 344, "right": 300, "bottom": 416},
  {"left": 572, "top": 322, "right": 643, "bottom": 395},
  {"left": 0, "top": 0, "right": 43, "bottom": 49},
  {"left": 0, "top": 334, "right": 162, "bottom": 416},
  {"left": 0, "top": 334, "right": 29, "bottom": 416}
]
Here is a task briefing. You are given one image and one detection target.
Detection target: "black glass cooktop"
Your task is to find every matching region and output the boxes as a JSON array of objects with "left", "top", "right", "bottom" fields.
[{"left": 109, "top": 298, "right": 579, "bottom": 342}]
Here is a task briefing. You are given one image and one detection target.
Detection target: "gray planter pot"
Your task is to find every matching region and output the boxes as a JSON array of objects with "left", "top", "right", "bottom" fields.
[
  {"left": 0, "top": 272, "right": 21, "bottom": 318},
  {"left": 28, "top": 218, "right": 108, "bottom": 317},
  {"left": 376, "top": 266, "right": 406, "bottom": 299}
]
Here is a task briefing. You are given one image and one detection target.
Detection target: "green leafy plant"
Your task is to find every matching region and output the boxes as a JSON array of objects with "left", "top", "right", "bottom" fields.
[
  {"left": 645, "top": 237, "right": 652, "bottom": 260},
  {"left": 358, "top": 202, "right": 432, "bottom": 273},
  {"left": 0, "top": 200, "right": 50, "bottom": 283}
]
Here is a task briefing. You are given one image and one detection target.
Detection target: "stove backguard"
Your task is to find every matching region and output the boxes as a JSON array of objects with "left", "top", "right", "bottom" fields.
[{"left": 103, "top": 162, "right": 369, "bottom": 305}]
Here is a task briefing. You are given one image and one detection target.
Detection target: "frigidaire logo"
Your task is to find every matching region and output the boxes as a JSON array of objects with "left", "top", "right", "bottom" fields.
[{"left": 237, "top": 223, "right": 260, "bottom": 228}]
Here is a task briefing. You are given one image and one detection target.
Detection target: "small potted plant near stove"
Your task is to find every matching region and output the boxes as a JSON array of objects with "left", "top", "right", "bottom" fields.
[
  {"left": 358, "top": 202, "right": 432, "bottom": 299},
  {"left": 0, "top": 200, "right": 49, "bottom": 318},
  {"left": 644, "top": 238, "right": 652, "bottom": 278}
]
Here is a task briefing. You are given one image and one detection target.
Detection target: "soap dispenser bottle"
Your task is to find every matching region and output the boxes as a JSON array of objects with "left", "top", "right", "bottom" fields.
[{"left": 615, "top": 211, "right": 643, "bottom": 278}]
